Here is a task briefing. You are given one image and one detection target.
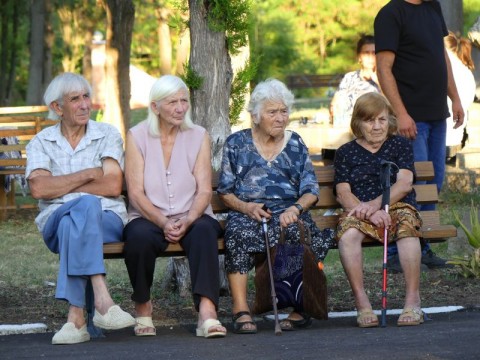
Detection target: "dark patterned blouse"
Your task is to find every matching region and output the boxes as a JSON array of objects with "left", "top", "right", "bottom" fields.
[
  {"left": 333, "top": 135, "right": 417, "bottom": 208},
  {"left": 217, "top": 129, "right": 319, "bottom": 213}
]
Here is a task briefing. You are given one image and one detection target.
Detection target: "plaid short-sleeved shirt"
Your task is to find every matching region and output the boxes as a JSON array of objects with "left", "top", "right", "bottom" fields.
[{"left": 26, "top": 120, "right": 127, "bottom": 232}]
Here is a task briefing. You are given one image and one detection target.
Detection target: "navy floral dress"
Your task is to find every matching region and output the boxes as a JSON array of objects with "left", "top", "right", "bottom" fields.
[
  {"left": 333, "top": 135, "right": 417, "bottom": 207},
  {"left": 217, "top": 129, "right": 335, "bottom": 274}
]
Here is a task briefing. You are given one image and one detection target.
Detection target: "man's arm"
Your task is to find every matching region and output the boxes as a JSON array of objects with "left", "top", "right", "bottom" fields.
[
  {"left": 376, "top": 51, "right": 417, "bottom": 140},
  {"left": 28, "top": 158, "right": 122, "bottom": 200},
  {"left": 445, "top": 49, "right": 465, "bottom": 129}
]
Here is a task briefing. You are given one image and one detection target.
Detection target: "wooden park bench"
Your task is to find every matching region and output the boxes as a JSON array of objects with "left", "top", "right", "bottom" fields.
[
  {"left": 0, "top": 106, "right": 56, "bottom": 220},
  {"left": 102, "top": 161, "right": 457, "bottom": 259},
  {"left": 286, "top": 74, "right": 344, "bottom": 90}
]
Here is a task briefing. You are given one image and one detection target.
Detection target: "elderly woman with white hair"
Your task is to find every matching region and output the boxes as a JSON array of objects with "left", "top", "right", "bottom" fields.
[
  {"left": 217, "top": 78, "right": 334, "bottom": 334},
  {"left": 26, "top": 72, "right": 135, "bottom": 345},
  {"left": 123, "top": 75, "right": 226, "bottom": 338}
]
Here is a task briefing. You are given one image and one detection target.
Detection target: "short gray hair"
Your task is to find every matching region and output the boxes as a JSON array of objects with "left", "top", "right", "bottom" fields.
[
  {"left": 146, "top": 75, "right": 193, "bottom": 136},
  {"left": 247, "top": 78, "right": 294, "bottom": 123},
  {"left": 43, "top": 72, "right": 92, "bottom": 120}
]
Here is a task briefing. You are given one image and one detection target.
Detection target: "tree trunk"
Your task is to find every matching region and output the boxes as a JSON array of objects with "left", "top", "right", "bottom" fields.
[
  {"left": 175, "top": 28, "right": 190, "bottom": 75},
  {"left": 102, "top": 0, "right": 135, "bottom": 139},
  {"left": 161, "top": 1, "right": 234, "bottom": 298},
  {"left": 438, "top": 0, "right": 463, "bottom": 34},
  {"left": 157, "top": 7, "right": 172, "bottom": 75},
  {"left": 4, "top": 0, "right": 19, "bottom": 104},
  {"left": 0, "top": 0, "right": 8, "bottom": 105},
  {"left": 82, "top": 30, "right": 94, "bottom": 85},
  {"left": 26, "top": 0, "right": 46, "bottom": 105},
  {"left": 189, "top": 0, "right": 233, "bottom": 170},
  {"left": 189, "top": 0, "right": 233, "bottom": 294},
  {"left": 42, "top": 0, "right": 53, "bottom": 99}
]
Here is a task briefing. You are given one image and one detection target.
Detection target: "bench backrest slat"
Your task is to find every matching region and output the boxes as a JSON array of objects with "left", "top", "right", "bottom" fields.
[{"left": 0, "top": 105, "right": 49, "bottom": 115}]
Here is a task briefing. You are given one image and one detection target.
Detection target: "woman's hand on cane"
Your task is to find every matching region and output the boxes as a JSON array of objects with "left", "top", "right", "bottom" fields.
[
  {"left": 348, "top": 201, "right": 380, "bottom": 221},
  {"left": 368, "top": 209, "right": 391, "bottom": 228},
  {"left": 245, "top": 202, "right": 271, "bottom": 222}
]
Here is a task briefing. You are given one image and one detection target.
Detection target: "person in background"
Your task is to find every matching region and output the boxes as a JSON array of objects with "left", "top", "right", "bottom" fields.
[
  {"left": 375, "top": 0, "right": 464, "bottom": 272},
  {"left": 218, "top": 79, "right": 334, "bottom": 334},
  {"left": 329, "top": 34, "right": 381, "bottom": 127},
  {"left": 26, "top": 72, "right": 135, "bottom": 345},
  {"left": 122, "top": 75, "right": 226, "bottom": 338},
  {"left": 444, "top": 31, "right": 476, "bottom": 162},
  {"left": 334, "top": 92, "right": 423, "bottom": 328}
]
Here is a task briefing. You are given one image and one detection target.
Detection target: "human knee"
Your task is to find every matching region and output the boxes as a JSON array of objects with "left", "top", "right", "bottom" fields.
[
  {"left": 397, "top": 237, "right": 421, "bottom": 253},
  {"left": 338, "top": 228, "right": 364, "bottom": 246}
]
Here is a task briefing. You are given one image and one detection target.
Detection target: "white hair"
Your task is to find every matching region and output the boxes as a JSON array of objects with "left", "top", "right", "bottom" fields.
[
  {"left": 247, "top": 78, "right": 295, "bottom": 123},
  {"left": 43, "top": 72, "right": 92, "bottom": 120},
  {"left": 146, "top": 75, "right": 194, "bottom": 136}
]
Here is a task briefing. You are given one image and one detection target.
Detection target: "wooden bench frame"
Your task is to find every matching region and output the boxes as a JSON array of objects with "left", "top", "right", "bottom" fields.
[
  {"left": 102, "top": 161, "right": 457, "bottom": 258},
  {"left": 0, "top": 106, "right": 56, "bottom": 219}
]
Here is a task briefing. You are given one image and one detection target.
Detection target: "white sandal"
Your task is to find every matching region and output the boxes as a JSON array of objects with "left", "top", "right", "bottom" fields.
[
  {"left": 196, "top": 319, "right": 226, "bottom": 338},
  {"left": 134, "top": 317, "right": 156, "bottom": 336}
]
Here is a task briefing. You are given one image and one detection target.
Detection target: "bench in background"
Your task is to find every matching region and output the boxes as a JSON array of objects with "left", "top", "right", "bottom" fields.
[
  {"left": 286, "top": 74, "right": 343, "bottom": 90},
  {"left": 0, "top": 106, "right": 56, "bottom": 219}
]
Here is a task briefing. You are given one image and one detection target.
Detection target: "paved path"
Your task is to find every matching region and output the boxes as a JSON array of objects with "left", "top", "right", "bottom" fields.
[{"left": 1, "top": 308, "right": 479, "bottom": 359}]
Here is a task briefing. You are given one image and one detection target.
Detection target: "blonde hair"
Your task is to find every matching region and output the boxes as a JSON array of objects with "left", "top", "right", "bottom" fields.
[{"left": 146, "top": 75, "right": 193, "bottom": 136}]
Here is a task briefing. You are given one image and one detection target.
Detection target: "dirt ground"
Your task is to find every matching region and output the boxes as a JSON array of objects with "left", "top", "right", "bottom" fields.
[{"left": 1, "top": 266, "right": 478, "bottom": 331}]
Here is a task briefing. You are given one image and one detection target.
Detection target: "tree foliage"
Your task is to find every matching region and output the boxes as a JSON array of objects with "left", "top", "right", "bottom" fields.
[
  {"left": 251, "top": 0, "right": 383, "bottom": 83},
  {"left": 1, "top": 0, "right": 479, "bottom": 106}
]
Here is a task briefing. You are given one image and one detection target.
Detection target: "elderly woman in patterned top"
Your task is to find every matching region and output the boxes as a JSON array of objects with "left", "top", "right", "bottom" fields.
[
  {"left": 334, "top": 92, "right": 423, "bottom": 328},
  {"left": 217, "top": 78, "right": 335, "bottom": 334}
]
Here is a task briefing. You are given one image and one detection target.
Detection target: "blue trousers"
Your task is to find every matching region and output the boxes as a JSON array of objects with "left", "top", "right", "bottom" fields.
[
  {"left": 411, "top": 120, "right": 447, "bottom": 211},
  {"left": 42, "top": 195, "right": 123, "bottom": 308}
]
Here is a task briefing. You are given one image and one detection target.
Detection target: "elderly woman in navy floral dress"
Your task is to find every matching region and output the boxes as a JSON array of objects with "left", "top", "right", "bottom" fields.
[{"left": 217, "top": 79, "right": 334, "bottom": 334}]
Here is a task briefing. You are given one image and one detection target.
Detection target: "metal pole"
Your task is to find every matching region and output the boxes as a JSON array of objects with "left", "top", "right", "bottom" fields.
[{"left": 261, "top": 217, "right": 282, "bottom": 335}]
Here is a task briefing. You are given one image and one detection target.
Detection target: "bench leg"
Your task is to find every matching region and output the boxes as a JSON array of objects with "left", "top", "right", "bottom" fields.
[
  {"left": 86, "top": 278, "right": 105, "bottom": 338},
  {"left": 0, "top": 175, "right": 7, "bottom": 221}
]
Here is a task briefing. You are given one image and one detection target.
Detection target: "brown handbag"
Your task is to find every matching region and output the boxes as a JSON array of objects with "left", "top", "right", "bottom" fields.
[{"left": 251, "top": 220, "right": 328, "bottom": 320}]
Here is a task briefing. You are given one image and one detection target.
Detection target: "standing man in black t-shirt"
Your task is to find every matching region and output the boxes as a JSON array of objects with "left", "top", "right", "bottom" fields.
[{"left": 374, "top": 0, "right": 463, "bottom": 272}]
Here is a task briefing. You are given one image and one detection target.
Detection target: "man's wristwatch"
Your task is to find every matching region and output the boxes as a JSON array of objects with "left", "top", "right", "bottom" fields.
[{"left": 293, "top": 203, "right": 304, "bottom": 215}]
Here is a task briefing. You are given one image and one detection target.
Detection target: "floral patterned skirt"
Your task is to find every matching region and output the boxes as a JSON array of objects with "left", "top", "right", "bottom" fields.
[
  {"left": 336, "top": 202, "right": 422, "bottom": 244},
  {"left": 224, "top": 211, "right": 335, "bottom": 274}
]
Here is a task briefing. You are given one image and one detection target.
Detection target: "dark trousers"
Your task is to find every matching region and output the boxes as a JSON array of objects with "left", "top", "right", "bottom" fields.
[{"left": 123, "top": 215, "right": 222, "bottom": 311}]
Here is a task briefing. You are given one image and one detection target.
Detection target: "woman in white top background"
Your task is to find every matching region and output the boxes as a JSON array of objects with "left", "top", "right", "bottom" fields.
[{"left": 444, "top": 31, "right": 476, "bottom": 159}]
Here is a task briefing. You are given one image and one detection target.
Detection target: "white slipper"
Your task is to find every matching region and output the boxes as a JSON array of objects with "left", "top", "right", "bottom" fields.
[
  {"left": 93, "top": 305, "right": 136, "bottom": 330},
  {"left": 135, "top": 317, "right": 156, "bottom": 336},
  {"left": 196, "top": 318, "right": 226, "bottom": 338},
  {"left": 52, "top": 322, "right": 90, "bottom": 345}
]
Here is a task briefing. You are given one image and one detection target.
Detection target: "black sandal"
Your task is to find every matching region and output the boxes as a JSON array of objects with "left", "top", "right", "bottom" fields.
[
  {"left": 232, "top": 311, "right": 257, "bottom": 334},
  {"left": 279, "top": 312, "right": 312, "bottom": 331}
]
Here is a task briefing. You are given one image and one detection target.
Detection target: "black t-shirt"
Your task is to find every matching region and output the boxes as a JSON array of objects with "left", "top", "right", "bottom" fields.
[{"left": 374, "top": 0, "right": 449, "bottom": 121}]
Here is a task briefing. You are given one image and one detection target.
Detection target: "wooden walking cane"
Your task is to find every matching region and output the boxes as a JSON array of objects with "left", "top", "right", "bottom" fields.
[{"left": 261, "top": 212, "right": 282, "bottom": 335}]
